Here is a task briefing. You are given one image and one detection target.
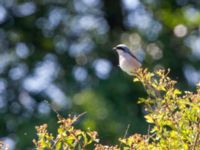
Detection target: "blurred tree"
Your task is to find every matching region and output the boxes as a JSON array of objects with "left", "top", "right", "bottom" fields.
[{"left": 0, "top": 0, "right": 200, "bottom": 149}]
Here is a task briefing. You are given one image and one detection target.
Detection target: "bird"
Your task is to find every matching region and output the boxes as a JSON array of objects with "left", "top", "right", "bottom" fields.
[
  {"left": 114, "top": 44, "right": 161, "bottom": 98},
  {"left": 113, "top": 44, "right": 142, "bottom": 75}
]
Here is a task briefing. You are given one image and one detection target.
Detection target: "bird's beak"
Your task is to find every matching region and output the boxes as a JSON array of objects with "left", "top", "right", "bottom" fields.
[{"left": 113, "top": 47, "right": 117, "bottom": 51}]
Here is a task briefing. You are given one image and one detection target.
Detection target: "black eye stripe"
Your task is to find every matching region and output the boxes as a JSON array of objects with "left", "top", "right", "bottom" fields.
[
  {"left": 116, "top": 46, "right": 126, "bottom": 51},
  {"left": 116, "top": 46, "right": 141, "bottom": 63}
]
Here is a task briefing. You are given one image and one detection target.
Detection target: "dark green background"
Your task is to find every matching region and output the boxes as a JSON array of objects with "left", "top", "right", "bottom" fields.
[{"left": 0, "top": 0, "right": 200, "bottom": 149}]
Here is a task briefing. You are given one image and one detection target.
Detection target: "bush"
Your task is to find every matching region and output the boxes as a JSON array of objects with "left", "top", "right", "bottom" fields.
[{"left": 33, "top": 68, "right": 200, "bottom": 150}]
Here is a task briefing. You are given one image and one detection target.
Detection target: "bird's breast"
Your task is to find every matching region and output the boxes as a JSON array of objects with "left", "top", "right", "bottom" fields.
[{"left": 118, "top": 52, "right": 141, "bottom": 75}]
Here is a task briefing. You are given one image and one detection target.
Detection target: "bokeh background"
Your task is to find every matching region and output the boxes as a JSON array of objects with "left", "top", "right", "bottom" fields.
[{"left": 0, "top": 0, "right": 200, "bottom": 149}]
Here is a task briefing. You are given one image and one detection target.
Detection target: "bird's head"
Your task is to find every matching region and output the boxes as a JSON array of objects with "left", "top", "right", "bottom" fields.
[
  {"left": 113, "top": 44, "right": 130, "bottom": 53},
  {"left": 113, "top": 44, "right": 140, "bottom": 61}
]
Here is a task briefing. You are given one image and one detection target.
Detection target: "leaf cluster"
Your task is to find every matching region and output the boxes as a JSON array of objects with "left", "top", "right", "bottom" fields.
[
  {"left": 33, "top": 113, "right": 99, "bottom": 150},
  {"left": 33, "top": 68, "right": 200, "bottom": 150}
]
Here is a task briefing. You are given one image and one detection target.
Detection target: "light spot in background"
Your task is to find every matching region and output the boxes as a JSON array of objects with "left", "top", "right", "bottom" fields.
[
  {"left": 54, "top": 35, "right": 68, "bottom": 53},
  {"left": 184, "top": 65, "right": 200, "bottom": 86},
  {"left": 0, "top": 5, "right": 7, "bottom": 24},
  {"left": 13, "top": 2, "right": 36, "bottom": 17},
  {"left": 48, "top": 8, "right": 63, "bottom": 29},
  {"left": 1, "top": 0, "right": 15, "bottom": 7},
  {"left": 35, "top": 15, "right": 61, "bottom": 37},
  {"left": 184, "top": 35, "right": 200, "bottom": 59},
  {"left": 19, "top": 91, "right": 36, "bottom": 112},
  {"left": 73, "top": 0, "right": 89, "bottom": 13},
  {"left": 93, "top": 59, "right": 112, "bottom": 79},
  {"left": 130, "top": 33, "right": 141, "bottom": 46},
  {"left": 15, "top": 42, "right": 30, "bottom": 58},
  {"left": 122, "top": 0, "right": 140, "bottom": 10},
  {"left": 22, "top": 54, "right": 70, "bottom": 110},
  {"left": 184, "top": 7, "right": 200, "bottom": 23},
  {"left": 120, "top": 33, "right": 145, "bottom": 61},
  {"left": 73, "top": 0, "right": 102, "bottom": 13},
  {"left": 73, "top": 66, "right": 88, "bottom": 82},
  {"left": 146, "top": 43, "right": 163, "bottom": 60},
  {"left": 37, "top": 101, "right": 50, "bottom": 115},
  {"left": 23, "top": 54, "right": 59, "bottom": 93},
  {"left": 120, "top": 33, "right": 142, "bottom": 50},
  {"left": 67, "top": 16, "right": 82, "bottom": 35},
  {"left": 82, "top": 0, "right": 101, "bottom": 7},
  {"left": 69, "top": 15, "right": 109, "bottom": 35},
  {"left": 0, "top": 53, "right": 17, "bottom": 74},
  {"left": 126, "top": 8, "right": 152, "bottom": 30},
  {"left": 124, "top": 5, "right": 162, "bottom": 40},
  {"left": 174, "top": 24, "right": 188, "bottom": 37},
  {"left": 45, "top": 84, "right": 70, "bottom": 109},
  {"left": 35, "top": 7, "right": 66, "bottom": 37},
  {"left": 136, "top": 48, "right": 145, "bottom": 62},
  {"left": 80, "top": 15, "right": 109, "bottom": 34},
  {"left": 145, "top": 21, "right": 162, "bottom": 40},
  {"left": 69, "top": 38, "right": 94, "bottom": 57},
  {"left": 0, "top": 79, "right": 7, "bottom": 93},
  {"left": 0, "top": 137, "right": 15, "bottom": 150},
  {"left": 9, "top": 63, "right": 28, "bottom": 80},
  {"left": 79, "top": 15, "right": 99, "bottom": 30}
]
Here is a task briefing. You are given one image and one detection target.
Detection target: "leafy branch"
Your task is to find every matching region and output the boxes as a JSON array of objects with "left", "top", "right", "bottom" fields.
[{"left": 33, "top": 68, "right": 200, "bottom": 150}]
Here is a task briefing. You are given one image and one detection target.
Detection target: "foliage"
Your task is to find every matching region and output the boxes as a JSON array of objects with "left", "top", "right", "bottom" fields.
[
  {"left": 1, "top": 0, "right": 200, "bottom": 149},
  {"left": 34, "top": 68, "right": 200, "bottom": 149},
  {"left": 33, "top": 113, "right": 99, "bottom": 150}
]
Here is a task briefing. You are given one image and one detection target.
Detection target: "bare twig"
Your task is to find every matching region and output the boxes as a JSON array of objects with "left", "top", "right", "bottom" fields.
[
  {"left": 123, "top": 124, "right": 130, "bottom": 139},
  {"left": 192, "top": 118, "right": 200, "bottom": 150},
  {"left": 120, "top": 124, "right": 130, "bottom": 148}
]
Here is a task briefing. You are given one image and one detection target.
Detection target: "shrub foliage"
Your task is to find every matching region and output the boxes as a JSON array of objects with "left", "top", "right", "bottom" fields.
[{"left": 33, "top": 68, "right": 200, "bottom": 150}]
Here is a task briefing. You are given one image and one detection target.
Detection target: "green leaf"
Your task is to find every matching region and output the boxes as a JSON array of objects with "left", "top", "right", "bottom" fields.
[{"left": 133, "top": 78, "right": 139, "bottom": 82}]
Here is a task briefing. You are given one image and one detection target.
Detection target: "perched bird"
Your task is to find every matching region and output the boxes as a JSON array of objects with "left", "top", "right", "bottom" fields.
[
  {"left": 113, "top": 44, "right": 141, "bottom": 75},
  {"left": 114, "top": 44, "right": 160, "bottom": 97}
]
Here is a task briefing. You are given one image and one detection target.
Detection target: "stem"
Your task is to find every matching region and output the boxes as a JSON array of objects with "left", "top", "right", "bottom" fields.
[{"left": 192, "top": 118, "right": 200, "bottom": 150}]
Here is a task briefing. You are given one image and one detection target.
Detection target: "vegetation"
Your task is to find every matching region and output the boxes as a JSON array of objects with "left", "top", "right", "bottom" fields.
[
  {"left": 33, "top": 68, "right": 200, "bottom": 149},
  {"left": 1, "top": 0, "right": 200, "bottom": 149}
]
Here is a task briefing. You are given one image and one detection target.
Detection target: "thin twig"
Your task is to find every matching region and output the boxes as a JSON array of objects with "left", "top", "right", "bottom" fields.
[
  {"left": 192, "top": 118, "right": 200, "bottom": 150},
  {"left": 123, "top": 124, "right": 130, "bottom": 138},
  {"left": 76, "top": 112, "right": 87, "bottom": 121},
  {"left": 192, "top": 132, "right": 199, "bottom": 150},
  {"left": 147, "top": 124, "right": 151, "bottom": 139},
  {"left": 44, "top": 100, "right": 60, "bottom": 117},
  {"left": 120, "top": 124, "right": 130, "bottom": 148}
]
